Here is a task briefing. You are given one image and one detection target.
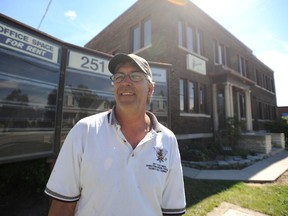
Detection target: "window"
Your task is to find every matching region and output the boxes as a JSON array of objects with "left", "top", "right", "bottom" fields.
[
  {"left": 196, "top": 30, "right": 202, "bottom": 54},
  {"left": 270, "top": 78, "right": 275, "bottom": 93},
  {"left": 132, "top": 25, "right": 141, "bottom": 52},
  {"left": 179, "top": 79, "right": 207, "bottom": 113},
  {"left": 178, "top": 21, "right": 183, "bottom": 47},
  {"left": 179, "top": 79, "right": 185, "bottom": 112},
  {"left": 187, "top": 25, "right": 194, "bottom": 52},
  {"left": 256, "top": 69, "right": 275, "bottom": 93},
  {"left": 178, "top": 20, "right": 203, "bottom": 55},
  {"left": 255, "top": 69, "right": 261, "bottom": 86},
  {"left": 0, "top": 45, "right": 61, "bottom": 160},
  {"left": 198, "top": 83, "right": 206, "bottom": 113},
  {"left": 258, "top": 102, "right": 263, "bottom": 119},
  {"left": 214, "top": 41, "right": 226, "bottom": 65},
  {"left": 265, "top": 76, "right": 270, "bottom": 91},
  {"left": 238, "top": 56, "right": 247, "bottom": 77},
  {"left": 131, "top": 19, "right": 151, "bottom": 52},
  {"left": 143, "top": 19, "right": 151, "bottom": 47},
  {"left": 188, "top": 81, "right": 195, "bottom": 112},
  {"left": 239, "top": 94, "right": 246, "bottom": 118}
]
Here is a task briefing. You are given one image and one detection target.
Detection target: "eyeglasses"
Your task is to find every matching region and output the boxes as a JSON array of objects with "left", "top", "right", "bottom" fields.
[{"left": 110, "top": 71, "right": 147, "bottom": 83}]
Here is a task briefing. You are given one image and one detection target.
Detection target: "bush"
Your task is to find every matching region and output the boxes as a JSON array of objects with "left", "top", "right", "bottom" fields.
[
  {"left": 0, "top": 158, "right": 50, "bottom": 195},
  {"left": 265, "top": 118, "right": 288, "bottom": 147}
]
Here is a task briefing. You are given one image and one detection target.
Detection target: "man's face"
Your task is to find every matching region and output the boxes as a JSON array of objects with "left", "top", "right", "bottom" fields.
[{"left": 112, "top": 63, "right": 154, "bottom": 110}]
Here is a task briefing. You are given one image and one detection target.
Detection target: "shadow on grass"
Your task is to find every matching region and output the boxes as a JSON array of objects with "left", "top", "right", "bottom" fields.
[{"left": 184, "top": 177, "right": 239, "bottom": 208}]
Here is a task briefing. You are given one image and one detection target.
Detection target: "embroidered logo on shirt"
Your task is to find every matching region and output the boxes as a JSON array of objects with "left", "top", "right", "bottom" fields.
[
  {"left": 146, "top": 147, "right": 168, "bottom": 173},
  {"left": 154, "top": 147, "right": 167, "bottom": 163}
]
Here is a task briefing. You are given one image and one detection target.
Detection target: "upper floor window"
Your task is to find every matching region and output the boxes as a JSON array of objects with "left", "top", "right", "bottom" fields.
[
  {"left": 178, "top": 21, "right": 183, "bottom": 47},
  {"left": 255, "top": 69, "right": 275, "bottom": 93},
  {"left": 255, "top": 69, "right": 261, "bottom": 86},
  {"left": 196, "top": 30, "right": 202, "bottom": 54},
  {"left": 143, "top": 19, "right": 151, "bottom": 47},
  {"left": 238, "top": 56, "right": 247, "bottom": 77},
  {"left": 214, "top": 41, "right": 227, "bottom": 65},
  {"left": 270, "top": 78, "right": 275, "bottom": 93},
  {"left": 131, "top": 19, "right": 151, "bottom": 52},
  {"left": 178, "top": 20, "right": 203, "bottom": 55},
  {"left": 187, "top": 25, "right": 194, "bottom": 52}
]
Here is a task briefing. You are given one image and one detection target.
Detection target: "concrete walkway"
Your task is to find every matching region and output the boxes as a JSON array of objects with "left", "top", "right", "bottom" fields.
[
  {"left": 184, "top": 150, "right": 288, "bottom": 216},
  {"left": 206, "top": 202, "right": 269, "bottom": 216},
  {"left": 183, "top": 150, "right": 288, "bottom": 182}
]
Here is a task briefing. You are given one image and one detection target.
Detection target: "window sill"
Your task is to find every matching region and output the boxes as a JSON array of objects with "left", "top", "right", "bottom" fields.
[
  {"left": 180, "top": 112, "right": 211, "bottom": 118},
  {"left": 133, "top": 44, "right": 152, "bottom": 54},
  {"left": 178, "top": 46, "right": 208, "bottom": 61}
]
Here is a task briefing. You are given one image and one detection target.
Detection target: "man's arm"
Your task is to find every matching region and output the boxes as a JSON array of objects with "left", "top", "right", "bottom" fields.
[{"left": 48, "top": 199, "right": 77, "bottom": 216}]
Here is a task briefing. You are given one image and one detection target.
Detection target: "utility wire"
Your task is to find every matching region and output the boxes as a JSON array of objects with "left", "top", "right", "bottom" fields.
[{"left": 37, "top": 0, "right": 53, "bottom": 29}]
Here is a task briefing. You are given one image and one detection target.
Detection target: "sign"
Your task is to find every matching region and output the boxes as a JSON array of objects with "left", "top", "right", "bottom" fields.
[
  {"left": 68, "top": 51, "right": 168, "bottom": 83},
  {"left": 68, "top": 50, "right": 111, "bottom": 76},
  {"left": 151, "top": 67, "right": 167, "bottom": 83},
  {"left": 186, "top": 54, "right": 206, "bottom": 75},
  {"left": 0, "top": 22, "right": 59, "bottom": 63}
]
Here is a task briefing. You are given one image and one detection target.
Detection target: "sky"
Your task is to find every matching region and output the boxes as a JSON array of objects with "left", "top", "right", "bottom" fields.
[{"left": 1, "top": 0, "right": 287, "bottom": 106}]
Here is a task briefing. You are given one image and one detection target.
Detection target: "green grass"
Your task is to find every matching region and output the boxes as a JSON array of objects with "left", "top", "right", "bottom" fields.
[{"left": 184, "top": 177, "right": 288, "bottom": 216}]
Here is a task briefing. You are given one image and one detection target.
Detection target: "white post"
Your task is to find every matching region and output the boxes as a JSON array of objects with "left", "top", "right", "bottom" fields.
[
  {"left": 245, "top": 89, "right": 253, "bottom": 131},
  {"left": 212, "top": 84, "right": 218, "bottom": 132},
  {"left": 224, "top": 83, "right": 232, "bottom": 118}
]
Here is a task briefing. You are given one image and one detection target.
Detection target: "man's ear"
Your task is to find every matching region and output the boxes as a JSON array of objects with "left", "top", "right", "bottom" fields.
[{"left": 148, "top": 82, "right": 155, "bottom": 96}]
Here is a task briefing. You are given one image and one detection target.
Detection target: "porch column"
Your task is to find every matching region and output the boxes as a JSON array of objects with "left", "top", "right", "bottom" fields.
[
  {"left": 212, "top": 84, "right": 218, "bottom": 132},
  {"left": 224, "top": 83, "right": 233, "bottom": 118},
  {"left": 245, "top": 89, "right": 253, "bottom": 131},
  {"left": 236, "top": 91, "right": 241, "bottom": 120},
  {"left": 229, "top": 84, "right": 234, "bottom": 116}
]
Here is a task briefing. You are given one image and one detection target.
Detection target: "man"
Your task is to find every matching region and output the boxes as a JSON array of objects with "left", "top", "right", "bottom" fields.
[{"left": 45, "top": 53, "right": 186, "bottom": 216}]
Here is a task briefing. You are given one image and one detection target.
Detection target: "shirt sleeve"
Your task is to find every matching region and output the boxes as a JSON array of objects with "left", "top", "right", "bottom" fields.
[
  {"left": 45, "top": 122, "right": 85, "bottom": 202},
  {"left": 161, "top": 136, "right": 186, "bottom": 215}
]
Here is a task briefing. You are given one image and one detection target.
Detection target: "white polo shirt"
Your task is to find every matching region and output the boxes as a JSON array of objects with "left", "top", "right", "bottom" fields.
[{"left": 45, "top": 108, "right": 186, "bottom": 216}]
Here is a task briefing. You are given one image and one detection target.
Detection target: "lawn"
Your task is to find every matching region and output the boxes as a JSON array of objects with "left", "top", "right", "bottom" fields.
[
  {"left": 184, "top": 177, "right": 288, "bottom": 216},
  {"left": 0, "top": 159, "right": 287, "bottom": 215}
]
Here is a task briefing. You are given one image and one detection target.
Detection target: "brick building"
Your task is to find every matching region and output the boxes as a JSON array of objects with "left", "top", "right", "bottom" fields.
[
  {"left": 85, "top": 0, "right": 277, "bottom": 145},
  {"left": 278, "top": 106, "right": 288, "bottom": 118}
]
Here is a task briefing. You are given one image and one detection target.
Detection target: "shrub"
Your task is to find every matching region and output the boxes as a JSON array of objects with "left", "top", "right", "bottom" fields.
[
  {"left": 0, "top": 158, "right": 50, "bottom": 195},
  {"left": 265, "top": 118, "right": 288, "bottom": 147}
]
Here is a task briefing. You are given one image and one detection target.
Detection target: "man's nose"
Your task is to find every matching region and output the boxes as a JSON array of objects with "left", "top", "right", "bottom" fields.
[{"left": 122, "top": 74, "right": 132, "bottom": 83}]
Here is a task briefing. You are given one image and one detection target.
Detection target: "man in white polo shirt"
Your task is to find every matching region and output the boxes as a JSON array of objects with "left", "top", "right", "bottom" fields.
[{"left": 45, "top": 53, "right": 186, "bottom": 216}]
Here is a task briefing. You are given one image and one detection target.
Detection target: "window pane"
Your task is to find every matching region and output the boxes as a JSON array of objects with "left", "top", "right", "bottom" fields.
[
  {"left": 179, "top": 79, "right": 184, "bottom": 111},
  {"left": 0, "top": 48, "right": 60, "bottom": 159},
  {"left": 239, "top": 94, "right": 246, "bottom": 118},
  {"left": 213, "top": 41, "right": 218, "bottom": 64},
  {"left": 196, "top": 30, "right": 202, "bottom": 54},
  {"left": 199, "top": 84, "right": 206, "bottom": 113},
  {"left": 188, "top": 81, "right": 194, "bottom": 112},
  {"left": 132, "top": 25, "right": 140, "bottom": 52},
  {"left": 143, "top": 20, "right": 151, "bottom": 47},
  {"left": 239, "top": 56, "right": 246, "bottom": 76},
  {"left": 187, "top": 26, "right": 193, "bottom": 52},
  {"left": 215, "top": 43, "right": 226, "bottom": 65},
  {"left": 220, "top": 44, "right": 226, "bottom": 65},
  {"left": 178, "top": 21, "right": 183, "bottom": 46},
  {"left": 63, "top": 70, "right": 114, "bottom": 129}
]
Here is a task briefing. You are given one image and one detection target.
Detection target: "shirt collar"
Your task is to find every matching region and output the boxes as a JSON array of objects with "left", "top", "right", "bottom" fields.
[{"left": 108, "top": 106, "right": 162, "bottom": 133}]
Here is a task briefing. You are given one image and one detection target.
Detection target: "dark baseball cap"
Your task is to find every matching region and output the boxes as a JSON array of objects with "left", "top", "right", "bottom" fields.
[{"left": 108, "top": 53, "right": 152, "bottom": 80}]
